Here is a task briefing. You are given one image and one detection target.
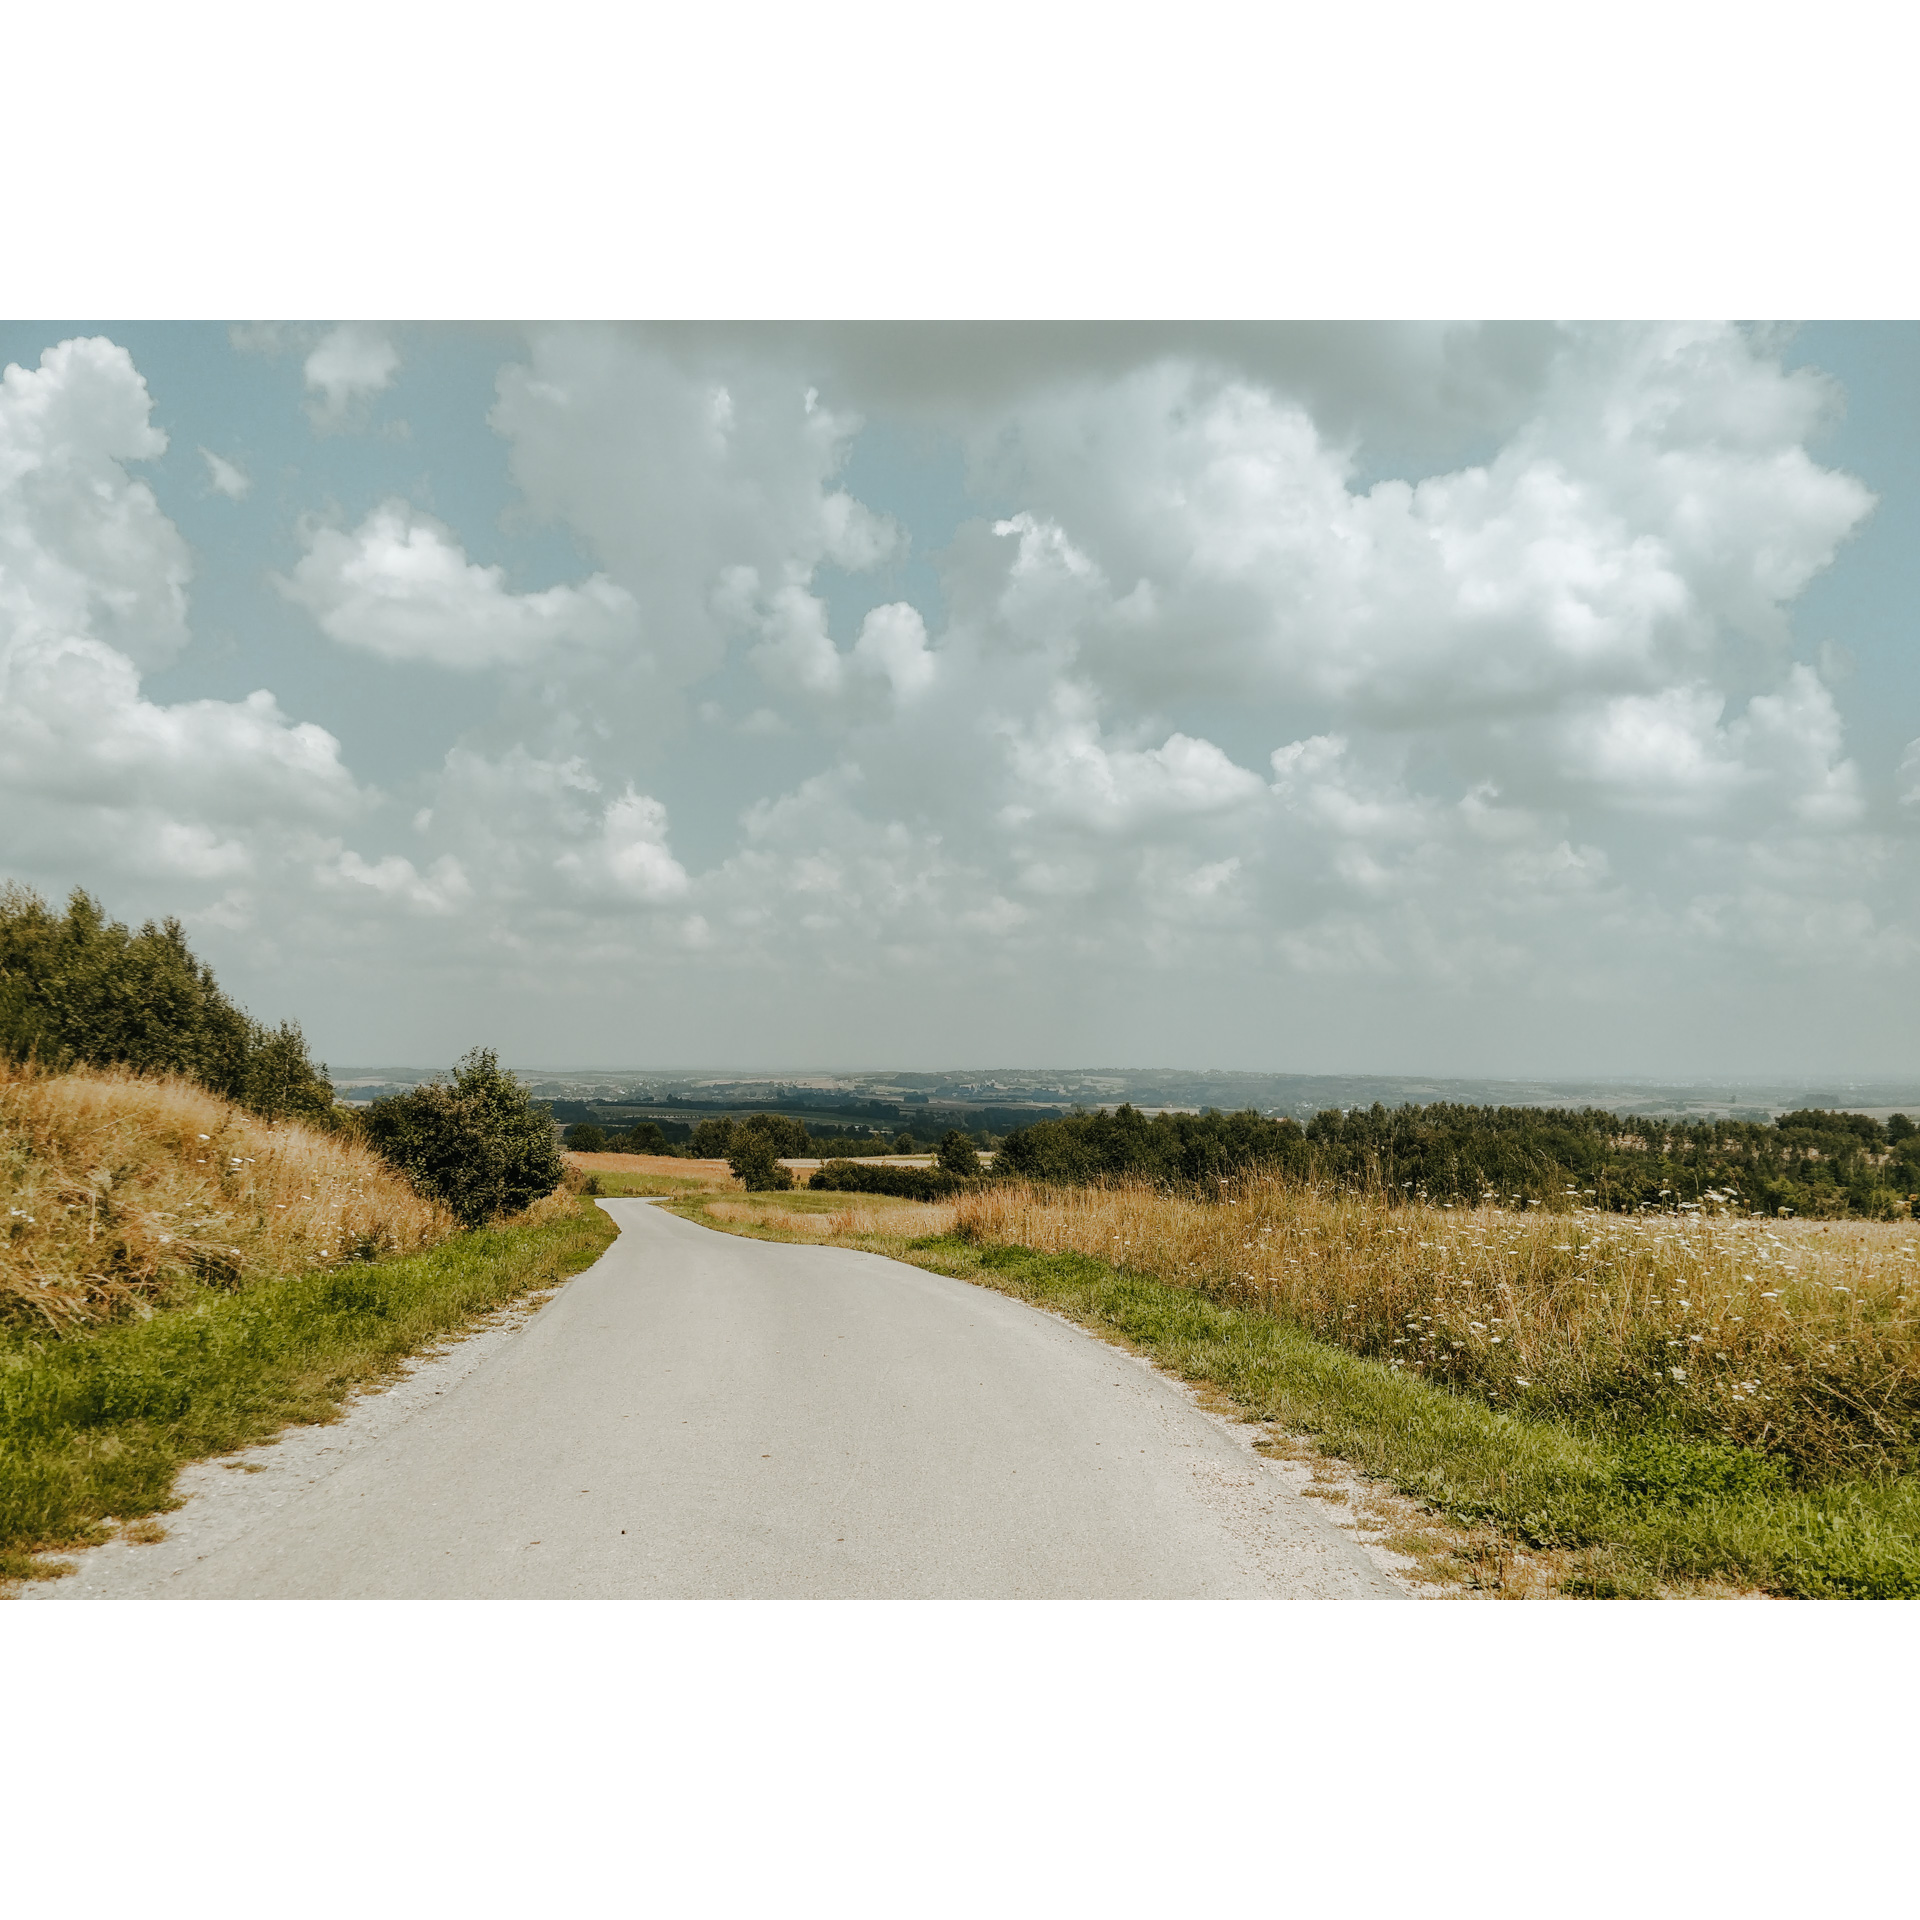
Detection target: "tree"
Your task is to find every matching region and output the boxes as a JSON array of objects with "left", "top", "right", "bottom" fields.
[
  {"left": 362, "top": 1047, "right": 563, "bottom": 1228},
  {"left": 894, "top": 1132, "right": 917, "bottom": 1154},
  {"left": 738, "top": 1111, "right": 809, "bottom": 1156},
  {"left": 618, "top": 1121, "right": 668, "bottom": 1153},
  {"left": 936, "top": 1130, "right": 982, "bottom": 1176},
  {"left": 689, "top": 1116, "right": 735, "bottom": 1158},
  {"left": 568, "top": 1122, "right": 609, "bottom": 1152},
  {"left": 726, "top": 1131, "right": 793, "bottom": 1191}
]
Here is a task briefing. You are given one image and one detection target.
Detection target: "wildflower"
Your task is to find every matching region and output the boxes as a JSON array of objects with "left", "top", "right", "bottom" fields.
[{"left": 1669, "top": 1367, "right": 1687, "bottom": 1381}]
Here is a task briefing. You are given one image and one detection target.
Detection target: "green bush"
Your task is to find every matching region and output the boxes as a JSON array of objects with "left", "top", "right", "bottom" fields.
[
  {"left": 567, "top": 1122, "right": 609, "bottom": 1152},
  {"left": 361, "top": 1048, "right": 564, "bottom": 1227},
  {"left": 688, "top": 1116, "right": 735, "bottom": 1158},
  {"left": 616, "top": 1121, "right": 669, "bottom": 1153},
  {"left": 809, "top": 1159, "right": 969, "bottom": 1201},
  {"left": 726, "top": 1133, "right": 793, "bottom": 1192}
]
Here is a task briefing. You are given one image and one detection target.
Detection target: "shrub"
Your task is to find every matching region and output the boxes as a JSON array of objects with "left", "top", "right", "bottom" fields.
[
  {"left": 567, "top": 1122, "right": 609, "bottom": 1152},
  {"left": 361, "top": 1048, "right": 564, "bottom": 1228},
  {"left": 809, "top": 1159, "right": 969, "bottom": 1201},
  {"left": 726, "top": 1132, "right": 793, "bottom": 1192}
]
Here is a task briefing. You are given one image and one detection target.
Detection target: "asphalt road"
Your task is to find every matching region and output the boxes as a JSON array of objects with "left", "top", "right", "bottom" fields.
[{"left": 31, "top": 1199, "right": 1403, "bottom": 1599}]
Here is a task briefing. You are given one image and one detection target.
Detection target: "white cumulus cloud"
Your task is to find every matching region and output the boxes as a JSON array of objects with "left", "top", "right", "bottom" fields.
[{"left": 280, "top": 500, "right": 640, "bottom": 669}]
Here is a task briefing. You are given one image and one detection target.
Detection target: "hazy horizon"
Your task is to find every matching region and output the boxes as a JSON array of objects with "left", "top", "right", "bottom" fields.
[{"left": 4, "top": 321, "right": 1917, "bottom": 1081}]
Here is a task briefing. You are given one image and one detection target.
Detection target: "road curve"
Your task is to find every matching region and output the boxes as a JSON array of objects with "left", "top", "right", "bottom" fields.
[{"left": 30, "top": 1199, "right": 1402, "bottom": 1600}]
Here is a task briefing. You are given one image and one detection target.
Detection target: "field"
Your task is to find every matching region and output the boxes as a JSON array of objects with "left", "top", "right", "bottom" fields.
[{"left": 671, "top": 1176, "right": 1920, "bottom": 1596}]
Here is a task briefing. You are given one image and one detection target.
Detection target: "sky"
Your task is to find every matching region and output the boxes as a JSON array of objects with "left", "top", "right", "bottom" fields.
[{"left": 2, "top": 319, "right": 1917, "bottom": 1079}]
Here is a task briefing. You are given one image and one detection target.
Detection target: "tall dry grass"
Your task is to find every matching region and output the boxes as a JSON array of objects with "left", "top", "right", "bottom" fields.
[
  {"left": 1, "top": 1057, "right": 454, "bottom": 1333},
  {"left": 703, "top": 1196, "right": 958, "bottom": 1241},
  {"left": 952, "top": 1177, "right": 1920, "bottom": 1479}
]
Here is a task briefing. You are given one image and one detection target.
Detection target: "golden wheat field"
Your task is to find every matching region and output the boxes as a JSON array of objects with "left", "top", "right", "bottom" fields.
[
  {"left": 0, "top": 1059, "right": 454, "bottom": 1332},
  {"left": 941, "top": 1176, "right": 1920, "bottom": 1475}
]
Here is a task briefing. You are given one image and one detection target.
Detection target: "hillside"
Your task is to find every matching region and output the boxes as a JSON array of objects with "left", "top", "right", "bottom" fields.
[{"left": 1, "top": 1057, "right": 453, "bottom": 1334}]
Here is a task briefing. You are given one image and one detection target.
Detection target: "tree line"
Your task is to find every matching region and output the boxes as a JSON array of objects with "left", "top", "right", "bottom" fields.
[
  {"left": 1, "top": 885, "right": 336, "bottom": 1125},
  {"left": 994, "top": 1101, "right": 1920, "bottom": 1218}
]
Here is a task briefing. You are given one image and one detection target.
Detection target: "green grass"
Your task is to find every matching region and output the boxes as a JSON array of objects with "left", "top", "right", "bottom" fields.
[
  {"left": 897, "top": 1237, "right": 1920, "bottom": 1598},
  {"left": 0, "top": 1197, "right": 617, "bottom": 1585}
]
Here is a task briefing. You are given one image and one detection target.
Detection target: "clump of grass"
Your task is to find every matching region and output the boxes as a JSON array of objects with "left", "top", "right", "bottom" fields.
[
  {"left": 951, "top": 1178, "right": 1920, "bottom": 1481},
  {"left": 1, "top": 1057, "right": 454, "bottom": 1333},
  {"left": 0, "top": 1196, "right": 617, "bottom": 1585}
]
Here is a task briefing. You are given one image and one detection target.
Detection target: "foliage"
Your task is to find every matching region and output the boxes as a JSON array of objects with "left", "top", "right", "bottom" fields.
[
  {"left": 893, "top": 1132, "right": 918, "bottom": 1153},
  {"left": 994, "top": 1099, "right": 1920, "bottom": 1219},
  {"left": 614, "top": 1121, "right": 669, "bottom": 1153},
  {"left": 937, "top": 1130, "right": 983, "bottom": 1176},
  {"left": 725, "top": 1131, "right": 793, "bottom": 1192},
  {"left": 567, "top": 1122, "right": 609, "bottom": 1152},
  {"left": 688, "top": 1116, "right": 736, "bottom": 1158},
  {"left": 738, "top": 1111, "right": 810, "bottom": 1156},
  {"left": 361, "top": 1048, "right": 565, "bottom": 1228},
  {"left": 809, "top": 1159, "right": 970, "bottom": 1201},
  {"left": 0, "top": 1198, "right": 617, "bottom": 1584},
  {"left": 0, "top": 884, "right": 336, "bottom": 1126}
]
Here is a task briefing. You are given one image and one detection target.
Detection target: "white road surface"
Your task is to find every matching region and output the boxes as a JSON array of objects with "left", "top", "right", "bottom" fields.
[{"left": 26, "top": 1198, "right": 1406, "bottom": 1599}]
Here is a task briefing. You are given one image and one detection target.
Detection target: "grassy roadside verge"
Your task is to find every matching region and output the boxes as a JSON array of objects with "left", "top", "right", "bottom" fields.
[
  {"left": 665, "top": 1189, "right": 1920, "bottom": 1597},
  {"left": 0, "top": 1196, "right": 617, "bottom": 1585}
]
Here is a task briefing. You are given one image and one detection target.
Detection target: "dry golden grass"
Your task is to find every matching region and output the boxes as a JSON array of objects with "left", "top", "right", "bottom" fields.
[
  {"left": 567, "top": 1151, "right": 737, "bottom": 1190},
  {"left": 952, "top": 1176, "right": 1920, "bottom": 1477},
  {"left": 703, "top": 1195, "right": 958, "bottom": 1241},
  {"left": 1, "top": 1057, "right": 454, "bottom": 1333}
]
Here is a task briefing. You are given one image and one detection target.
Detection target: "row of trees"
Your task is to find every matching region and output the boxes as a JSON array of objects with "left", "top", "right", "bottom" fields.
[
  {"left": 564, "top": 1114, "right": 968, "bottom": 1159},
  {"left": 1, "top": 885, "right": 337, "bottom": 1125},
  {"left": 994, "top": 1101, "right": 1920, "bottom": 1217}
]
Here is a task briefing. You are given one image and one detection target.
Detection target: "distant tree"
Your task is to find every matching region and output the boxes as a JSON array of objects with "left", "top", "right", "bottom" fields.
[
  {"left": 362, "top": 1047, "right": 564, "bottom": 1227},
  {"left": 617, "top": 1121, "right": 668, "bottom": 1153},
  {"left": 568, "top": 1122, "right": 609, "bottom": 1153},
  {"left": 1889, "top": 1114, "right": 1916, "bottom": 1144},
  {"left": 894, "top": 1132, "right": 917, "bottom": 1153},
  {"left": 726, "top": 1131, "right": 793, "bottom": 1191},
  {"left": 688, "top": 1116, "right": 736, "bottom": 1158},
  {"left": 738, "top": 1111, "right": 809, "bottom": 1156},
  {"left": 936, "top": 1130, "right": 981, "bottom": 1176}
]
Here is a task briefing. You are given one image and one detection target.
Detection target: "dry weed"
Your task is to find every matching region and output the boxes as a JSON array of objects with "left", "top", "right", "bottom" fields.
[{"left": 1, "top": 1057, "right": 455, "bottom": 1333}]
